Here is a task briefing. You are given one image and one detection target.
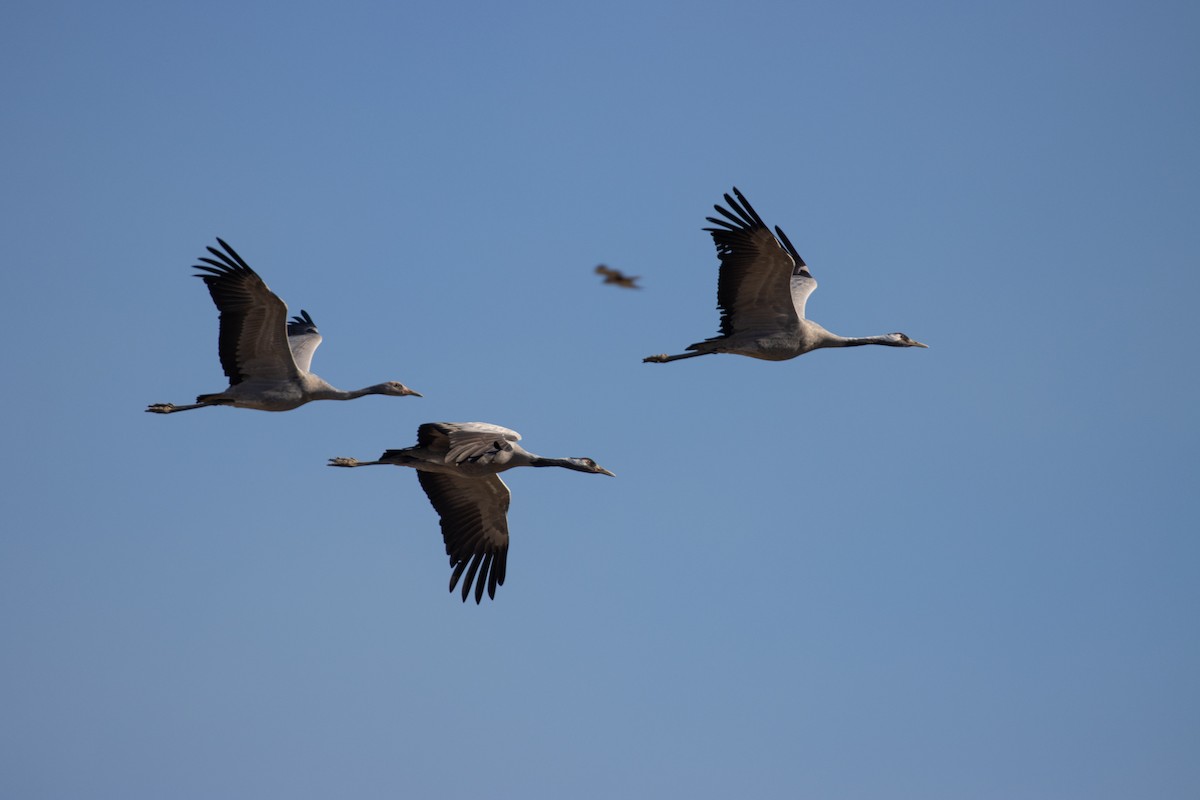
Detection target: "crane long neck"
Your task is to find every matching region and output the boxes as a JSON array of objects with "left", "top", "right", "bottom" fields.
[
  {"left": 528, "top": 456, "right": 588, "bottom": 472},
  {"left": 529, "top": 456, "right": 569, "bottom": 468},
  {"left": 821, "top": 334, "right": 895, "bottom": 348},
  {"left": 310, "top": 384, "right": 382, "bottom": 401}
]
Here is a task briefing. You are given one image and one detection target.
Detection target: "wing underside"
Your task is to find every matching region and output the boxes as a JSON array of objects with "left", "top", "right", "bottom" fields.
[
  {"left": 701, "top": 189, "right": 816, "bottom": 341},
  {"left": 417, "top": 470, "right": 511, "bottom": 603},
  {"left": 193, "top": 239, "right": 298, "bottom": 385}
]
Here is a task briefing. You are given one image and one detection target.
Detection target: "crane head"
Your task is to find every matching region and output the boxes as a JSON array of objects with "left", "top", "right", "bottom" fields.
[
  {"left": 377, "top": 381, "right": 423, "bottom": 397},
  {"left": 885, "top": 333, "right": 928, "bottom": 348},
  {"left": 563, "top": 457, "right": 616, "bottom": 477}
]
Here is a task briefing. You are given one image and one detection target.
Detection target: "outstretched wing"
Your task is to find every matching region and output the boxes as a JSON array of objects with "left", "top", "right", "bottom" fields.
[
  {"left": 417, "top": 422, "right": 522, "bottom": 466},
  {"left": 193, "top": 239, "right": 299, "bottom": 385},
  {"left": 773, "top": 224, "right": 817, "bottom": 321},
  {"left": 417, "top": 470, "right": 511, "bottom": 603},
  {"left": 286, "top": 309, "right": 323, "bottom": 374},
  {"left": 701, "top": 188, "right": 817, "bottom": 341}
]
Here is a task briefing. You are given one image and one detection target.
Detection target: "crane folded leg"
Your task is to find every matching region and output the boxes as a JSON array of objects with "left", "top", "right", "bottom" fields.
[
  {"left": 643, "top": 350, "right": 709, "bottom": 363},
  {"left": 643, "top": 347, "right": 715, "bottom": 364},
  {"left": 145, "top": 402, "right": 212, "bottom": 413}
]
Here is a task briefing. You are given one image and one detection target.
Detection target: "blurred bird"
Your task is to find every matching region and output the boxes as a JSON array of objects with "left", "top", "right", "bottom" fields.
[
  {"left": 595, "top": 264, "right": 642, "bottom": 289},
  {"left": 146, "top": 238, "right": 421, "bottom": 413},
  {"left": 644, "top": 188, "right": 927, "bottom": 363},
  {"left": 329, "top": 422, "right": 614, "bottom": 603}
]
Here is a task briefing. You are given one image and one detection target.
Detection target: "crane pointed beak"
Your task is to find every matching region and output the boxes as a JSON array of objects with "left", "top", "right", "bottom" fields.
[
  {"left": 405, "top": 388, "right": 424, "bottom": 397},
  {"left": 598, "top": 467, "right": 616, "bottom": 477},
  {"left": 913, "top": 341, "right": 929, "bottom": 348}
]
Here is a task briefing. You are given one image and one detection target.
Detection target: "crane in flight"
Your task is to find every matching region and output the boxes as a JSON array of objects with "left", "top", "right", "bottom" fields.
[
  {"left": 644, "top": 188, "right": 927, "bottom": 363},
  {"left": 146, "top": 238, "right": 421, "bottom": 414},
  {"left": 329, "top": 422, "right": 614, "bottom": 603}
]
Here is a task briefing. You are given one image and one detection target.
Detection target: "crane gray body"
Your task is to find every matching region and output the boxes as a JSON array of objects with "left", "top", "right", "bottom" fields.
[
  {"left": 329, "top": 422, "right": 614, "bottom": 604},
  {"left": 146, "top": 239, "right": 420, "bottom": 413},
  {"left": 644, "top": 188, "right": 927, "bottom": 363}
]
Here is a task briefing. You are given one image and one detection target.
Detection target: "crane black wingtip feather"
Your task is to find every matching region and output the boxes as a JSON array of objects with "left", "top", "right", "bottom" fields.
[
  {"left": 773, "top": 225, "right": 807, "bottom": 267},
  {"left": 209, "top": 238, "right": 254, "bottom": 272},
  {"left": 289, "top": 309, "right": 316, "bottom": 327}
]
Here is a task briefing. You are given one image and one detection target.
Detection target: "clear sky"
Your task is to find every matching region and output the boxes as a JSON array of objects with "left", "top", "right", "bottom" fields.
[{"left": 2, "top": 1, "right": 1198, "bottom": 797}]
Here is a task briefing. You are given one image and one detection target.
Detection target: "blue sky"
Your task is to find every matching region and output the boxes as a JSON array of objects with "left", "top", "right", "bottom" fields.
[{"left": 2, "top": 0, "right": 1198, "bottom": 797}]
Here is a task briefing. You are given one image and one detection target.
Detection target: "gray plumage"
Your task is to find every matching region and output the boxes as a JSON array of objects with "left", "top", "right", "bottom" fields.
[
  {"left": 329, "top": 422, "right": 615, "bottom": 603},
  {"left": 285, "top": 310, "right": 322, "bottom": 374},
  {"left": 644, "top": 188, "right": 927, "bottom": 363},
  {"left": 146, "top": 238, "right": 421, "bottom": 414}
]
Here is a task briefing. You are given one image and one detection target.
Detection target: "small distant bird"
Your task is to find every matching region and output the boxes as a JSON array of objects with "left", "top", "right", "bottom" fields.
[
  {"left": 329, "top": 422, "right": 615, "bottom": 603},
  {"left": 595, "top": 264, "right": 642, "bottom": 289},
  {"left": 146, "top": 238, "right": 421, "bottom": 414},
  {"left": 644, "top": 188, "right": 927, "bottom": 363}
]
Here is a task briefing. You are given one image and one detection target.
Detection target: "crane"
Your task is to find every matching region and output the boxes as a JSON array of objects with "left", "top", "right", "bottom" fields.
[
  {"left": 644, "top": 188, "right": 927, "bottom": 363},
  {"left": 329, "top": 422, "right": 614, "bottom": 603},
  {"left": 146, "top": 238, "right": 421, "bottom": 413}
]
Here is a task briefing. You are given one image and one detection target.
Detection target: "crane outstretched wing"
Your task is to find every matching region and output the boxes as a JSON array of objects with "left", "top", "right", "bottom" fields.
[
  {"left": 702, "top": 188, "right": 817, "bottom": 341},
  {"left": 286, "top": 309, "right": 323, "bottom": 374},
  {"left": 417, "top": 470, "right": 510, "bottom": 603},
  {"left": 193, "top": 239, "right": 299, "bottom": 385}
]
